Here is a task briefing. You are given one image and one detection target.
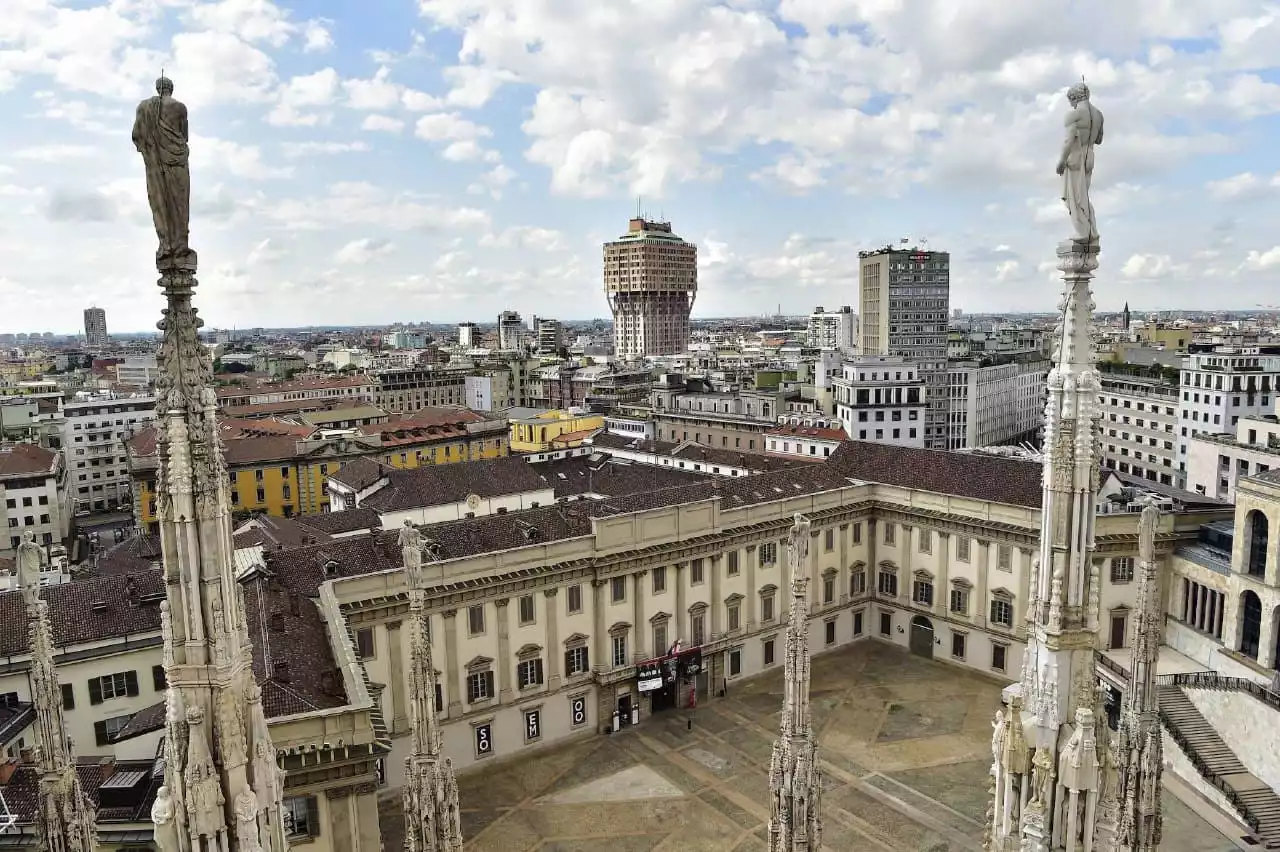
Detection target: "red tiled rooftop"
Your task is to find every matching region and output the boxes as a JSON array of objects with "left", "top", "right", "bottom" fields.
[{"left": 0, "top": 443, "right": 56, "bottom": 478}]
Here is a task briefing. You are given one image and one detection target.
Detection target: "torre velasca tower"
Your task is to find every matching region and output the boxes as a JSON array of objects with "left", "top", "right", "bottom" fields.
[{"left": 603, "top": 217, "right": 697, "bottom": 359}]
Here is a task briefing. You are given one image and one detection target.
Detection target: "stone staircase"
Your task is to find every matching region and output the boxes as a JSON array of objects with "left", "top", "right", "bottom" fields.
[{"left": 1159, "top": 684, "right": 1280, "bottom": 847}]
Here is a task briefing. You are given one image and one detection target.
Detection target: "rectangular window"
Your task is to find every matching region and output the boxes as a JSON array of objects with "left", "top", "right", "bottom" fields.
[
  {"left": 726, "top": 551, "right": 740, "bottom": 576},
  {"left": 565, "top": 646, "right": 589, "bottom": 676},
  {"left": 611, "top": 576, "right": 626, "bottom": 603},
  {"left": 652, "top": 567, "right": 667, "bottom": 593},
  {"left": 61, "top": 683, "right": 75, "bottom": 710},
  {"left": 912, "top": 579, "right": 933, "bottom": 607},
  {"left": 879, "top": 611, "right": 892, "bottom": 636},
  {"left": 956, "top": 536, "right": 971, "bottom": 562},
  {"left": 991, "top": 644, "right": 1008, "bottom": 672},
  {"left": 728, "top": 602, "right": 741, "bottom": 632},
  {"left": 567, "top": 584, "right": 583, "bottom": 614},
  {"left": 517, "top": 658, "right": 544, "bottom": 689},
  {"left": 93, "top": 715, "right": 132, "bottom": 747},
  {"left": 852, "top": 522, "right": 862, "bottom": 544},
  {"left": 88, "top": 670, "right": 139, "bottom": 705},
  {"left": 653, "top": 622, "right": 668, "bottom": 655},
  {"left": 611, "top": 634, "right": 627, "bottom": 668},
  {"left": 851, "top": 570, "right": 866, "bottom": 596},
  {"left": 1110, "top": 557, "right": 1134, "bottom": 583},
  {"left": 729, "top": 649, "right": 742, "bottom": 677},
  {"left": 883, "top": 523, "right": 895, "bottom": 545},
  {"left": 283, "top": 796, "right": 319, "bottom": 839},
  {"left": 467, "top": 670, "right": 495, "bottom": 703},
  {"left": 990, "top": 598, "right": 1013, "bottom": 627},
  {"left": 853, "top": 610, "right": 864, "bottom": 636},
  {"left": 690, "top": 558, "right": 705, "bottom": 584},
  {"left": 762, "top": 595, "right": 776, "bottom": 622},
  {"left": 467, "top": 605, "right": 485, "bottom": 636},
  {"left": 949, "top": 587, "right": 969, "bottom": 615},
  {"left": 997, "top": 545, "right": 1012, "bottom": 571},
  {"left": 355, "top": 627, "right": 375, "bottom": 659},
  {"left": 691, "top": 612, "right": 706, "bottom": 645},
  {"left": 518, "top": 594, "right": 536, "bottom": 625},
  {"left": 763, "top": 638, "right": 775, "bottom": 666},
  {"left": 951, "top": 632, "right": 967, "bottom": 660},
  {"left": 152, "top": 664, "right": 167, "bottom": 692},
  {"left": 759, "top": 542, "right": 777, "bottom": 565},
  {"left": 918, "top": 530, "right": 931, "bottom": 554},
  {"left": 823, "top": 576, "right": 835, "bottom": 604},
  {"left": 877, "top": 570, "right": 898, "bottom": 597},
  {"left": 825, "top": 620, "right": 836, "bottom": 646},
  {"left": 824, "top": 528, "right": 835, "bottom": 551}
]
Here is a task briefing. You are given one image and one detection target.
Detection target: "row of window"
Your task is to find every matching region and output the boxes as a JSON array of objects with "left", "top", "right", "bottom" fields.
[{"left": 4, "top": 495, "right": 49, "bottom": 509}]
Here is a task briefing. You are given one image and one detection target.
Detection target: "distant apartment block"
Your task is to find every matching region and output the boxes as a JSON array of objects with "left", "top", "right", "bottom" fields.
[
  {"left": 1177, "top": 347, "right": 1280, "bottom": 482},
  {"left": 831, "top": 355, "right": 927, "bottom": 448},
  {"left": 604, "top": 217, "right": 697, "bottom": 359},
  {"left": 83, "top": 307, "right": 108, "bottom": 348},
  {"left": 497, "top": 311, "right": 525, "bottom": 351},
  {"left": 1098, "top": 372, "right": 1180, "bottom": 487},
  {"left": 1186, "top": 396, "right": 1280, "bottom": 501},
  {"left": 458, "top": 322, "right": 479, "bottom": 348},
  {"left": 807, "top": 306, "right": 857, "bottom": 352},
  {"left": 535, "top": 317, "right": 564, "bottom": 355},
  {"left": 61, "top": 393, "right": 156, "bottom": 513},
  {"left": 945, "top": 354, "right": 1049, "bottom": 451},
  {"left": 0, "top": 443, "right": 68, "bottom": 558},
  {"left": 858, "top": 246, "right": 950, "bottom": 448}
]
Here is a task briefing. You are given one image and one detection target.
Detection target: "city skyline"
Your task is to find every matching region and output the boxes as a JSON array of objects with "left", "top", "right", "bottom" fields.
[{"left": 2, "top": 1, "right": 1280, "bottom": 332}]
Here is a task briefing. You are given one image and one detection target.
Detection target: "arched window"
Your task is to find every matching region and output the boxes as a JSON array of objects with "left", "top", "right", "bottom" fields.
[
  {"left": 1247, "top": 510, "right": 1269, "bottom": 578},
  {"left": 1241, "top": 590, "right": 1263, "bottom": 660}
]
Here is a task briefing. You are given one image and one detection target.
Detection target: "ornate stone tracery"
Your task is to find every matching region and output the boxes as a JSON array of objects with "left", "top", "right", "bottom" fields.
[{"left": 767, "top": 513, "right": 822, "bottom": 852}]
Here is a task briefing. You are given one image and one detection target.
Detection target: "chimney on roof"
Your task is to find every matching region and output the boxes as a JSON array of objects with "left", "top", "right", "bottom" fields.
[
  {"left": 17, "top": 748, "right": 33, "bottom": 767},
  {"left": 125, "top": 576, "right": 139, "bottom": 608},
  {"left": 99, "top": 757, "right": 116, "bottom": 781},
  {"left": 0, "top": 758, "right": 17, "bottom": 783}
]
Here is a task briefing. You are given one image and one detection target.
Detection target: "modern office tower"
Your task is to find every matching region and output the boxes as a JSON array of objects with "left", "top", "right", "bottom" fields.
[
  {"left": 857, "top": 245, "right": 950, "bottom": 449},
  {"left": 536, "top": 318, "right": 564, "bottom": 356},
  {"left": 603, "top": 217, "right": 697, "bottom": 359},
  {"left": 83, "top": 307, "right": 107, "bottom": 348},
  {"left": 497, "top": 311, "right": 525, "bottom": 351},
  {"left": 458, "top": 322, "right": 478, "bottom": 348}
]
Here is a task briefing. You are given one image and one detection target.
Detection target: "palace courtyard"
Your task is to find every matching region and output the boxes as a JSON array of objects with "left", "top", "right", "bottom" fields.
[{"left": 381, "top": 641, "right": 1241, "bottom": 851}]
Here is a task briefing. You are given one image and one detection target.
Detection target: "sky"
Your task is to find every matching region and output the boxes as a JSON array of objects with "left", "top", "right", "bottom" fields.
[{"left": 3, "top": 1, "right": 1280, "bottom": 334}]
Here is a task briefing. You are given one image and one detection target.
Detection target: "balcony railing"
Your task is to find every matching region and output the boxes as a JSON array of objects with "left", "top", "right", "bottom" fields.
[{"left": 1157, "top": 672, "right": 1280, "bottom": 714}]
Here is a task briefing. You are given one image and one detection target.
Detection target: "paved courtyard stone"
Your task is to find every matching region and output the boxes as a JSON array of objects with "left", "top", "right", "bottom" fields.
[{"left": 380, "top": 641, "right": 1245, "bottom": 850}]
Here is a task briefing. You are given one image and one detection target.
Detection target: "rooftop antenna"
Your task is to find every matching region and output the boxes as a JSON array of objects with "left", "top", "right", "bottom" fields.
[{"left": 636, "top": 196, "right": 642, "bottom": 219}]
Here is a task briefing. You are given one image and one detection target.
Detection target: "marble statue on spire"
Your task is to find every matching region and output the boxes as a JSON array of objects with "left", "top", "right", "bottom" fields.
[
  {"left": 18, "top": 530, "right": 98, "bottom": 852},
  {"left": 768, "top": 513, "right": 822, "bottom": 852},
  {"left": 402, "top": 531, "right": 463, "bottom": 851},
  {"left": 984, "top": 83, "right": 1145, "bottom": 852},
  {"left": 133, "top": 75, "right": 195, "bottom": 272},
  {"left": 1057, "top": 81, "right": 1104, "bottom": 245},
  {"left": 139, "top": 77, "right": 288, "bottom": 852}
]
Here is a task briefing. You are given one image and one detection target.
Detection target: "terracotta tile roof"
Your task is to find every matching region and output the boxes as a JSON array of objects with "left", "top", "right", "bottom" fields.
[
  {"left": 359, "top": 456, "right": 550, "bottom": 513},
  {"left": 766, "top": 423, "right": 849, "bottom": 442},
  {"left": 533, "top": 453, "right": 711, "bottom": 499},
  {"left": 235, "top": 515, "right": 332, "bottom": 550},
  {"left": 549, "top": 427, "right": 599, "bottom": 445},
  {"left": 1, "top": 760, "right": 161, "bottom": 825},
  {"left": 220, "top": 434, "right": 303, "bottom": 465},
  {"left": 587, "top": 432, "right": 820, "bottom": 471},
  {"left": 218, "top": 417, "right": 316, "bottom": 439},
  {"left": 297, "top": 508, "right": 381, "bottom": 536},
  {"left": 829, "top": 441, "right": 1043, "bottom": 508},
  {"left": 224, "top": 399, "right": 344, "bottom": 417},
  {"left": 215, "top": 375, "right": 372, "bottom": 400},
  {"left": 125, "top": 427, "right": 157, "bottom": 458},
  {"left": 91, "top": 534, "right": 162, "bottom": 577},
  {"left": 0, "top": 570, "right": 165, "bottom": 656},
  {"left": 113, "top": 700, "right": 166, "bottom": 742},
  {"left": 326, "top": 457, "right": 385, "bottom": 492},
  {"left": 372, "top": 406, "right": 487, "bottom": 429},
  {"left": 0, "top": 443, "right": 56, "bottom": 478}
]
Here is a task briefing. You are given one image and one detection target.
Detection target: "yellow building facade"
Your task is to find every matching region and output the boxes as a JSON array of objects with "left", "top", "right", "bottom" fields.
[{"left": 509, "top": 410, "right": 605, "bottom": 453}]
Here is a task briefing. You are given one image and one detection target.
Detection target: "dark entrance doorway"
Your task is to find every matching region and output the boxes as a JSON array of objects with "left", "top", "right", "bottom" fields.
[
  {"left": 617, "top": 693, "right": 633, "bottom": 728},
  {"left": 1242, "top": 591, "right": 1263, "bottom": 660},
  {"left": 1109, "top": 613, "right": 1128, "bottom": 650},
  {"left": 909, "top": 615, "right": 934, "bottom": 659},
  {"left": 650, "top": 682, "right": 676, "bottom": 713}
]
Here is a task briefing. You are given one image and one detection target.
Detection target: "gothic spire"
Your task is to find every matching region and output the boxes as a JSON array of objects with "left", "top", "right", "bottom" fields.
[
  {"left": 1114, "top": 499, "right": 1164, "bottom": 851},
  {"left": 16, "top": 533, "right": 98, "bottom": 852},
  {"left": 768, "top": 513, "right": 822, "bottom": 852},
  {"left": 400, "top": 527, "right": 463, "bottom": 851},
  {"left": 136, "top": 76, "right": 288, "bottom": 852}
]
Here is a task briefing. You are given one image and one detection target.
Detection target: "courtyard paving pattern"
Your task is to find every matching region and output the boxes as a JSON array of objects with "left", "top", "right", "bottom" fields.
[{"left": 381, "top": 641, "right": 1240, "bottom": 850}]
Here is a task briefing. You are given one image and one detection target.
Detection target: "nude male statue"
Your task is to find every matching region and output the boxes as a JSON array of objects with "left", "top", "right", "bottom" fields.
[{"left": 1056, "top": 82, "right": 1104, "bottom": 244}]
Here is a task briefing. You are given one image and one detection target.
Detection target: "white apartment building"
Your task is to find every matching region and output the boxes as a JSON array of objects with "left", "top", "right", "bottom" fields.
[
  {"left": 1185, "top": 397, "right": 1280, "bottom": 501},
  {"left": 115, "top": 354, "right": 161, "bottom": 388},
  {"left": 1098, "top": 372, "right": 1181, "bottom": 487},
  {"left": 1177, "top": 347, "right": 1280, "bottom": 483},
  {"left": 831, "top": 355, "right": 927, "bottom": 448},
  {"left": 60, "top": 394, "right": 156, "bottom": 513},
  {"left": 807, "top": 306, "right": 857, "bottom": 353},
  {"left": 765, "top": 416, "right": 847, "bottom": 459},
  {"left": 535, "top": 318, "right": 564, "bottom": 355},
  {"left": 465, "top": 371, "right": 515, "bottom": 412},
  {"left": 83, "top": 306, "right": 107, "bottom": 348},
  {"left": 0, "top": 443, "right": 67, "bottom": 559},
  {"left": 945, "top": 355, "right": 1049, "bottom": 450},
  {"left": 497, "top": 311, "right": 525, "bottom": 352},
  {"left": 458, "top": 322, "right": 479, "bottom": 348}
]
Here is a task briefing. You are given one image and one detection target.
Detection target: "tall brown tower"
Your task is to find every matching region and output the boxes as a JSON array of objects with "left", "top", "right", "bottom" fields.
[{"left": 603, "top": 217, "right": 697, "bottom": 359}]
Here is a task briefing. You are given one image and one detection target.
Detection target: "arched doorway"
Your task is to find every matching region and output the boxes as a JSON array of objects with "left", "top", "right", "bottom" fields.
[
  {"left": 909, "top": 615, "right": 934, "bottom": 659},
  {"left": 1241, "top": 591, "right": 1263, "bottom": 660}
]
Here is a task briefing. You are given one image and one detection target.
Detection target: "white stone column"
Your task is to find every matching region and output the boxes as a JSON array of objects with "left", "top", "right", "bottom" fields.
[
  {"left": 935, "top": 532, "right": 951, "bottom": 618},
  {"left": 592, "top": 580, "right": 607, "bottom": 671},
  {"left": 1260, "top": 604, "right": 1277, "bottom": 669},
  {"left": 495, "top": 597, "right": 513, "bottom": 701},
  {"left": 633, "top": 570, "right": 647, "bottom": 659},
  {"left": 443, "top": 608, "right": 462, "bottom": 715},
  {"left": 710, "top": 554, "right": 723, "bottom": 636},
  {"left": 975, "top": 540, "right": 990, "bottom": 628},
  {"left": 746, "top": 545, "right": 758, "bottom": 629},
  {"left": 386, "top": 619, "right": 407, "bottom": 733},
  {"left": 675, "top": 562, "right": 687, "bottom": 642},
  {"left": 545, "top": 588, "right": 561, "bottom": 690},
  {"left": 838, "top": 523, "right": 850, "bottom": 606},
  {"left": 1017, "top": 547, "right": 1033, "bottom": 638}
]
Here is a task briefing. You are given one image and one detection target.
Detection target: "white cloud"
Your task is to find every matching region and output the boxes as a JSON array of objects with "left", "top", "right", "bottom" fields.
[
  {"left": 1120, "top": 253, "right": 1181, "bottom": 280},
  {"left": 267, "top": 67, "right": 340, "bottom": 126},
  {"left": 1207, "top": 170, "right": 1280, "bottom": 200},
  {"left": 303, "top": 20, "right": 334, "bottom": 53},
  {"left": 333, "top": 237, "right": 395, "bottom": 265},
  {"left": 280, "top": 141, "right": 369, "bottom": 158},
  {"left": 188, "top": 0, "right": 296, "bottom": 47},
  {"left": 361, "top": 114, "right": 405, "bottom": 133},
  {"left": 1241, "top": 246, "right": 1280, "bottom": 271},
  {"left": 479, "top": 226, "right": 567, "bottom": 251},
  {"left": 13, "top": 144, "right": 99, "bottom": 162},
  {"left": 192, "top": 135, "right": 292, "bottom": 179},
  {"left": 467, "top": 164, "right": 517, "bottom": 198},
  {"left": 343, "top": 66, "right": 404, "bottom": 111},
  {"left": 264, "top": 182, "right": 490, "bottom": 232},
  {"left": 414, "top": 113, "right": 491, "bottom": 143}
]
